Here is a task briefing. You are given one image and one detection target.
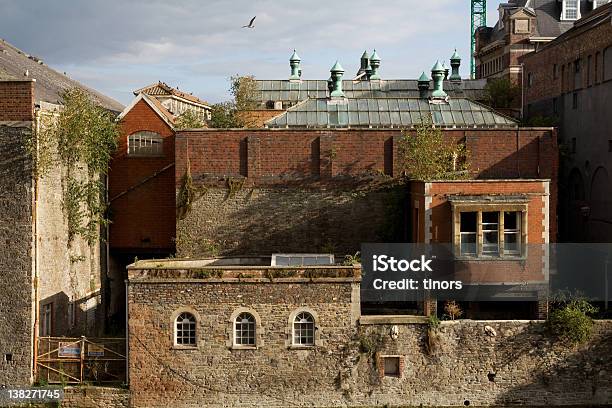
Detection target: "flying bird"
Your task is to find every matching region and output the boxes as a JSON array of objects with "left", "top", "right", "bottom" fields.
[{"left": 242, "top": 16, "right": 256, "bottom": 28}]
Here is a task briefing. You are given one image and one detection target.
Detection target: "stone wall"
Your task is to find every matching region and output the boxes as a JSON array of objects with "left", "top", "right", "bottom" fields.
[
  {"left": 127, "top": 267, "right": 612, "bottom": 407},
  {"left": 176, "top": 183, "right": 405, "bottom": 257},
  {"left": 60, "top": 386, "right": 129, "bottom": 408},
  {"left": 0, "top": 123, "right": 34, "bottom": 386}
]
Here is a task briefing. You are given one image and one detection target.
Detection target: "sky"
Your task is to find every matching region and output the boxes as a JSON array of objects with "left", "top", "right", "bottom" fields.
[{"left": 0, "top": 0, "right": 504, "bottom": 105}]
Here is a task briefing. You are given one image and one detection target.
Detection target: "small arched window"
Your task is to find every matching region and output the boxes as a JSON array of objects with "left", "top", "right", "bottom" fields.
[
  {"left": 175, "top": 312, "right": 196, "bottom": 346},
  {"left": 293, "top": 312, "right": 315, "bottom": 346},
  {"left": 128, "top": 131, "right": 163, "bottom": 156},
  {"left": 234, "top": 312, "right": 256, "bottom": 346}
]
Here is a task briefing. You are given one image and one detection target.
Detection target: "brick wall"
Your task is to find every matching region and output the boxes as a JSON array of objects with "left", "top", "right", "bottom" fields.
[
  {"left": 175, "top": 128, "right": 557, "bottom": 256},
  {"left": 127, "top": 267, "right": 612, "bottom": 407},
  {"left": 0, "top": 80, "right": 34, "bottom": 121},
  {"left": 0, "top": 124, "right": 33, "bottom": 386},
  {"left": 109, "top": 99, "right": 176, "bottom": 252}
]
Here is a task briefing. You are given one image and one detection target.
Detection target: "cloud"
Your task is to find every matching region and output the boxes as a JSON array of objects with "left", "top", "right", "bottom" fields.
[{"left": 0, "top": 0, "right": 504, "bottom": 104}]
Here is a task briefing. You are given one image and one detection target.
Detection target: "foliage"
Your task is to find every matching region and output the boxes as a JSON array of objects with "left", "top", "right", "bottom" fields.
[
  {"left": 175, "top": 109, "right": 206, "bottom": 129},
  {"left": 176, "top": 158, "right": 207, "bottom": 220},
  {"left": 36, "top": 88, "right": 119, "bottom": 245},
  {"left": 484, "top": 78, "right": 520, "bottom": 109},
  {"left": 358, "top": 331, "right": 385, "bottom": 355},
  {"left": 342, "top": 252, "right": 361, "bottom": 266},
  {"left": 397, "top": 119, "right": 470, "bottom": 180},
  {"left": 547, "top": 298, "right": 598, "bottom": 345},
  {"left": 209, "top": 101, "right": 241, "bottom": 128},
  {"left": 426, "top": 313, "right": 440, "bottom": 330},
  {"left": 443, "top": 300, "right": 463, "bottom": 320},
  {"left": 524, "top": 115, "right": 559, "bottom": 127},
  {"left": 209, "top": 75, "right": 257, "bottom": 128}
]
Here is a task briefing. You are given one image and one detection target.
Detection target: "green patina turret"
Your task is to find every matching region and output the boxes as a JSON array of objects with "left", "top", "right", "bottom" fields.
[
  {"left": 418, "top": 71, "right": 430, "bottom": 98},
  {"left": 369, "top": 49, "right": 381, "bottom": 80},
  {"left": 289, "top": 49, "right": 301, "bottom": 80},
  {"left": 442, "top": 62, "right": 450, "bottom": 81},
  {"left": 360, "top": 50, "right": 370, "bottom": 71},
  {"left": 450, "top": 49, "right": 462, "bottom": 82},
  {"left": 431, "top": 60, "right": 448, "bottom": 99},
  {"left": 330, "top": 61, "right": 345, "bottom": 98}
]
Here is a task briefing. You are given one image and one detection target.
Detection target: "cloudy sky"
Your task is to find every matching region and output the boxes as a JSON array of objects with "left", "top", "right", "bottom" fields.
[{"left": 1, "top": 0, "right": 503, "bottom": 105}]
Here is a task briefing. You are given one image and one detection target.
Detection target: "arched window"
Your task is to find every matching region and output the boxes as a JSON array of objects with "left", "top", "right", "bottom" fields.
[
  {"left": 175, "top": 312, "right": 196, "bottom": 346},
  {"left": 128, "top": 131, "right": 163, "bottom": 156},
  {"left": 234, "top": 312, "right": 256, "bottom": 346},
  {"left": 293, "top": 312, "right": 315, "bottom": 346}
]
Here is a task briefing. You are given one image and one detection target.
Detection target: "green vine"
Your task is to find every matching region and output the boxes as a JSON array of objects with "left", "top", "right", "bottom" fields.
[
  {"left": 34, "top": 88, "right": 119, "bottom": 246},
  {"left": 176, "top": 158, "right": 208, "bottom": 220}
]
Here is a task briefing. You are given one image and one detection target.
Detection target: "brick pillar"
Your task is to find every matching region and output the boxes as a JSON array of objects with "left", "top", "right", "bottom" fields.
[
  {"left": 423, "top": 297, "right": 437, "bottom": 317},
  {"left": 247, "top": 135, "right": 260, "bottom": 179},
  {"left": 319, "top": 133, "right": 334, "bottom": 179},
  {"left": 0, "top": 80, "right": 35, "bottom": 121}
]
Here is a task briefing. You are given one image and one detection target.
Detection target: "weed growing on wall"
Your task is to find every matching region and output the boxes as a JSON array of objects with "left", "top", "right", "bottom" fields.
[
  {"left": 397, "top": 119, "right": 470, "bottom": 181},
  {"left": 547, "top": 298, "right": 598, "bottom": 345},
  {"left": 34, "top": 88, "right": 119, "bottom": 245}
]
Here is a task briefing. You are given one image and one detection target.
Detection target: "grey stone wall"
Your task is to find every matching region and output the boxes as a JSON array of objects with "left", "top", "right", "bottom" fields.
[
  {"left": 127, "top": 273, "right": 612, "bottom": 407},
  {"left": 0, "top": 124, "right": 33, "bottom": 386},
  {"left": 176, "top": 184, "right": 405, "bottom": 257}
]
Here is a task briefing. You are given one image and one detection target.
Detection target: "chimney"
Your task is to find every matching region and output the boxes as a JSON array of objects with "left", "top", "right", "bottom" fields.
[
  {"left": 369, "top": 49, "right": 381, "bottom": 80},
  {"left": 330, "top": 61, "right": 345, "bottom": 98},
  {"left": 450, "top": 49, "right": 462, "bottom": 82},
  {"left": 360, "top": 50, "right": 370, "bottom": 71},
  {"left": 289, "top": 49, "right": 301, "bottom": 80},
  {"left": 430, "top": 61, "right": 447, "bottom": 99},
  {"left": 418, "top": 72, "right": 430, "bottom": 98},
  {"left": 442, "top": 62, "right": 449, "bottom": 81}
]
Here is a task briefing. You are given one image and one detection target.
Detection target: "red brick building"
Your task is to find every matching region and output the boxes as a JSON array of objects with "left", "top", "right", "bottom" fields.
[{"left": 520, "top": 2, "right": 612, "bottom": 241}]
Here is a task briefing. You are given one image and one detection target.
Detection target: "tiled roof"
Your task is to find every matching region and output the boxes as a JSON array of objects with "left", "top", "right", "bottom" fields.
[
  {"left": 0, "top": 38, "right": 123, "bottom": 112},
  {"left": 264, "top": 97, "right": 518, "bottom": 129},
  {"left": 255, "top": 79, "right": 488, "bottom": 105},
  {"left": 134, "top": 82, "right": 210, "bottom": 108}
]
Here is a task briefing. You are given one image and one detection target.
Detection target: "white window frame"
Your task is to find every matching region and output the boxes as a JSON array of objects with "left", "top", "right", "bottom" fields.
[
  {"left": 292, "top": 312, "right": 315, "bottom": 346},
  {"left": 127, "top": 131, "right": 163, "bottom": 157},
  {"left": 228, "top": 308, "right": 262, "bottom": 349},
  {"left": 174, "top": 312, "right": 197, "bottom": 347},
  {"left": 234, "top": 312, "right": 256, "bottom": 346},
  {"left": 562, "top": 0, "right": 580, "bottom": 21}
]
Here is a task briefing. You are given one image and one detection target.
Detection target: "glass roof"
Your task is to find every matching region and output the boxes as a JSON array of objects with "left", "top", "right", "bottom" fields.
[{"left": 265, "top": 97, "right": 518, "bottom": 129}]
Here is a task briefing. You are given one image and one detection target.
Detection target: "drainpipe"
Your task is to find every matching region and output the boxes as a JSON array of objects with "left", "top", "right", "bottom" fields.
[
  {"left": 32, "top": 109, "right": 40, "bottom": 384},
  {"left": 125, "top": 279, "right": 129, "bottom": 385},
  {"left": 520, "top": 63, "right": 525, "bottom": 120}
]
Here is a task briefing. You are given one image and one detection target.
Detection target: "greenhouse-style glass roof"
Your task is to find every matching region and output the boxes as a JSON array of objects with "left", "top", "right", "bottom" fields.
[{"left": 264, "top": 97, "right": 518, "bottom": 129}]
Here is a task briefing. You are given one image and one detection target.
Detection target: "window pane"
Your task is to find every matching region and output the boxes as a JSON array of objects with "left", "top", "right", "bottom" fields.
[
  {"left": 482, "top": 212, "right": 499, "bottom": 255},
  {"left": 128, "top": 131, "right": 163, "bottom": 156},
  {"left": 176, "top": 312, "right": 196, "bottom": 345},
  {"left": 460, "top": 212, "right": 477, "bottom": 232},
  {"left": 235, "top": 313, "right": 256, "bottom": 345},
  {"left": 293, "top": 312, "right": 315, "bottom": 346}
]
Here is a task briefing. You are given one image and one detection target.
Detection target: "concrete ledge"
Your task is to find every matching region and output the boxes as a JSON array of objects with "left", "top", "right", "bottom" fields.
[{"left": 360, "top": 315, "right": 428, "bottom": 325}]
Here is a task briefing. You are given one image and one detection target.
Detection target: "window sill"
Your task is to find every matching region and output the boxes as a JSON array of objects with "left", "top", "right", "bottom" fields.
[
  {"left": 455, "top": 255, "right": 526, "bottom": 261},
  {"left": 231, "top": 345, "right": 258, "bottom": 350},
  {"left": 289, "top": 345, "right": 315, "bottom": 350},
  {"left": 172, "top": 345, "right": 198, "bottom": 350}
]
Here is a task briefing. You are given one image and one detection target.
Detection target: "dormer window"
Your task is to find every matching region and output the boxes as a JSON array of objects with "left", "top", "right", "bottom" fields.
[{"left": 562, "top": 0, "right": 580, "bottom": 20}]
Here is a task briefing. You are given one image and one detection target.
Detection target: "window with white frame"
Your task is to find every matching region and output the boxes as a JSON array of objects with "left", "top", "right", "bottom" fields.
[
  {"left": 293, "top": 312, "right": 315, "bottom": 346},
  {"left": 175, "top": 312, "right": 197, "bottom": 346},
  {"left": 457, "top": 210, "right": 525, "bottom": 258},
  {"left": 562, "top": 0, "right": 580, "bottom": 20},
  {"left": 234, "top": 312, "right": 256, "bottom": 346},
  {"left": 128, "top": 131, "right": 163, "bottom": 156}
]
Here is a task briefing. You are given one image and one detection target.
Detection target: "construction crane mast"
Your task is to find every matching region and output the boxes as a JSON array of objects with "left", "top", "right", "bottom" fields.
[{"left": 471, "top": 0, "right": 487, "bottom": 79}]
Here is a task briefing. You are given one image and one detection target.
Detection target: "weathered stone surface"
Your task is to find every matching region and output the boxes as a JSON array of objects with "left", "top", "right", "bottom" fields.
[
  {"left": 0, "top": 124, "right": 34, "bottom": 386},
  {"left": 127, "top": 270, "right": 612, "bottom": 407}
]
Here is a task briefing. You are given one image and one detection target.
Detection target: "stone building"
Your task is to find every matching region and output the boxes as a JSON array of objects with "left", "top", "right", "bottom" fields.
[
  {"left": 475, "top": 0, "right": 610, "bottom": 83},
  {"left": 126, "top": 258, "right": 612, "bottom": 408},
  {"left": 521, "top": 2, "right": 612, "bottom": 242},
  {"left": 0, "top": 39, "right": 123, "bottom": 386}
]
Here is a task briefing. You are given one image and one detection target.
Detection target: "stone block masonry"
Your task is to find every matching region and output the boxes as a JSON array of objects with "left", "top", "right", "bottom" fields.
[
  {"left": 0, "top": 123, "right": 34, "bottom": 386},
  {"left": 126, "top": 264, "right": 612, "bottom": 407}
]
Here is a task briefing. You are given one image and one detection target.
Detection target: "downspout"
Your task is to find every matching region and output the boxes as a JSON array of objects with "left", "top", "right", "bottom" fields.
[{"left": 125, "top": 279, "right": 129, "bottom": 385}]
